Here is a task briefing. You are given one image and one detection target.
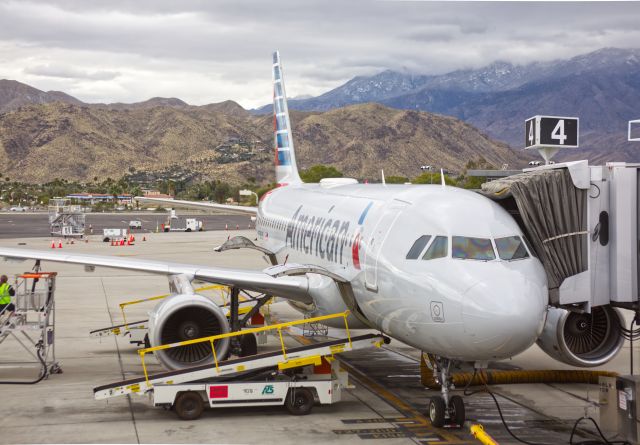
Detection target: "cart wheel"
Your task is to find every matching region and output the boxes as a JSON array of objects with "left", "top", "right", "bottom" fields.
[
  {"left": 174, "top": 391, "right": 204, "bottom": 420},
  {"left": 186, "top": 228, "right": 192, "bottom": 232},
  {"left": 239, "top": 333, "right": 258, "bottom": 357},
  {"left": 285, "top": 388, "right": 314, "bottom": 415},
  {"left": 49, "top": 364, "right": 63, "bottom": 375}
]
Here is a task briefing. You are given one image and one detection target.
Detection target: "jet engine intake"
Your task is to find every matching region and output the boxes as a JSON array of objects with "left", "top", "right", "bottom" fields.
[
  {"left": 536, "top": 305, "right": 624, "bottom": 367},
  {"left": 148, "top": 293, "right": 230, "bottom": 370}
]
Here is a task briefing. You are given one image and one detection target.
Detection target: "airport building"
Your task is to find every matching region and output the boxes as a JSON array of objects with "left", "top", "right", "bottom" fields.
[{"left": 65, "top": 193, "right": 134, "bottom": 205}]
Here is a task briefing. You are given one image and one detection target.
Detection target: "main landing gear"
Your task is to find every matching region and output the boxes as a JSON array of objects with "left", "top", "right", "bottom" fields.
[{"left": 427, "top": 356, "right": 465, "bottom": 428}]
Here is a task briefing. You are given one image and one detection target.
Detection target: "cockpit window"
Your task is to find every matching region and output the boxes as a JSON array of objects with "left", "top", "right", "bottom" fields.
[
  {"left": 452, "top": 236, "right": 495, "bottom": 261},
  {"left": 406, "top": 235, "right": 431, "bottom": 259},
  {"left": 495, "top": 236, "right": 530, "bottom": 261},
  {"left": 422, "top": 236, "right": 448, "bottom": 260}
]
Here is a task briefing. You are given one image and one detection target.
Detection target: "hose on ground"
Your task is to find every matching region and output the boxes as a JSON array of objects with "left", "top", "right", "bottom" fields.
[
  {"left": 0, "top": 340, "right": 49, "bottom": 385},
  {"left": 420, "top": 356, "right": 618, "bottom": 389}
]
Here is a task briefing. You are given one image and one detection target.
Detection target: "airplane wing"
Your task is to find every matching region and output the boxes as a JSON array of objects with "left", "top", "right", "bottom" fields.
[
  {"left": 135, "top": 196, "right": 258, "bottom": 215},
  {"left": 0, "top": 247, "right": 311, "bottom": 303}
]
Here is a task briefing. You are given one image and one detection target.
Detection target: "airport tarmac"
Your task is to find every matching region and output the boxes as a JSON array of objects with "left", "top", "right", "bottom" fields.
[
  {"left": 0, "top": 212, "right": 253, "bottom": 239},
  {"left": 0, "top": 222, "right": 633, "bottom": 444}
]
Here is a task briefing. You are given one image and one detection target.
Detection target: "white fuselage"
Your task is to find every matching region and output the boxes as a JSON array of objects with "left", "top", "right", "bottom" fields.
[{"left": 255, "top": 182, "right": 549, "bottom": 362}]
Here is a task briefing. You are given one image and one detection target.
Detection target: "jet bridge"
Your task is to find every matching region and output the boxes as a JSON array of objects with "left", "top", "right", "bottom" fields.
[
  {"left": 481, "top": 161, "right": 639, "bottom": 310},
  {"left": 481, "top": 161, "right": 639, "bottom": 368}
]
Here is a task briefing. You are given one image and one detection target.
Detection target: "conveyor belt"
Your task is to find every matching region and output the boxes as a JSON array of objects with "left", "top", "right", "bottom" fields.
[
  {"left": 94, "top": 333, "right": 384, "bottom": 400},
  {"left": 89, "top": 320, "right": 148, "bottom": 338},
  {"left": 89, "top": 320, "right": 148, "bottom": 335}
]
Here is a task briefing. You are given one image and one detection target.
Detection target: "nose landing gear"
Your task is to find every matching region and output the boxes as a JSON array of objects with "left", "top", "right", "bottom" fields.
[{"left": 427, "top": 356, "right": 466, "bottom": 428}]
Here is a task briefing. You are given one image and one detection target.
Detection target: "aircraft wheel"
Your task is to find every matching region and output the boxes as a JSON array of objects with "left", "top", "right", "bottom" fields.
[
  {"left": 285, "top": 388, "right": 314, "bottom": 415},
  {"left": 239, "top": 333, "right": 258, "bottom": 357},
  {"left": 428, "top": 396, "right": 446, "bottom": 427},
  {"left": 174, "top": 391, "right": 204, "bottom": 420},
  {"left": 449, "top": 395, "right": 465, "bottom": 427}
]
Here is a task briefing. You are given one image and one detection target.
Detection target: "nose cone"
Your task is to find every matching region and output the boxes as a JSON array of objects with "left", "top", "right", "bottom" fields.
[{"left": 462, "top": 270, "right": 547, "bottom": 360}]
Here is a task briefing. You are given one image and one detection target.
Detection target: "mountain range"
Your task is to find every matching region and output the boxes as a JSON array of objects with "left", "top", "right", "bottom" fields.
[
  {"left": 0, "top": 47, "right": 636, "bottom": 184},
  {"left": 0, "top": 99, "right": 524, "bottom": 184},
  {"left": 256, "top": 48, "right": 640, "bottom": 163}
]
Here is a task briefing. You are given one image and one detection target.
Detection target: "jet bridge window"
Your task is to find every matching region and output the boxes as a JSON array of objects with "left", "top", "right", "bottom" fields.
[
  {"left": 452, "top": 236, "right": 495, "bottom": 261},
  {"left": 422, "top": 236, "right": 447, "bottom": 260},
  {"left": 495, "top": 236, "right": 530, "bottom": 261},
  {"left": 406, "top": 235, "right": 431, "bottom": 259}
]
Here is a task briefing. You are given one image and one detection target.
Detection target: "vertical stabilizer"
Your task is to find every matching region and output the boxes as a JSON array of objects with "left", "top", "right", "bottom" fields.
[{"left": 272, "top": 51, "right": 302, "bottom": 184}]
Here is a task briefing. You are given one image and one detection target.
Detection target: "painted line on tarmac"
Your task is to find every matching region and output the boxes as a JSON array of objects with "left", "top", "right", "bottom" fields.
[{"left": 284, "top": 331, "right": 471, "bottom": 444}]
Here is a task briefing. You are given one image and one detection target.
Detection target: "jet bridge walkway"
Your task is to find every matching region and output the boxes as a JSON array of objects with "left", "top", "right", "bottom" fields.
[{"left": 94, "top": 311, "right": 386, "bottom": 400}]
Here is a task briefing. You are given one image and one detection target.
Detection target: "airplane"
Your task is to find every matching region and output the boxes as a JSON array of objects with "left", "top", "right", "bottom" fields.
[{"left": 0, "top": 52, "right": 621, "bottom": 428}]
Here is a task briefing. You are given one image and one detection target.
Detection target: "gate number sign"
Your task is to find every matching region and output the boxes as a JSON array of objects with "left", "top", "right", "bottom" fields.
[{"left": 525, "top": 116, "right": 579, "bottom": 149}]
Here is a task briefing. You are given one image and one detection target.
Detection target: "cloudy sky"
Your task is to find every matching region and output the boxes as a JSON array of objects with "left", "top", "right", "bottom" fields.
[{"left": 0, "top": 0, "right": 638, "bottom": 108}]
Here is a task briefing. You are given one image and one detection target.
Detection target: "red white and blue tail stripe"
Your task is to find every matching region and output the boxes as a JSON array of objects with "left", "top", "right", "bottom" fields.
[{"left": 273, "top": 51, "right": 302, "bottom": 184}]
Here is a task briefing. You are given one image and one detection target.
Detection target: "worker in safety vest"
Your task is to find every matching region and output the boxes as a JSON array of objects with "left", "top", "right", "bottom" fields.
[{"left": 0, "top": 274, "right": 15, "bottom": 316}]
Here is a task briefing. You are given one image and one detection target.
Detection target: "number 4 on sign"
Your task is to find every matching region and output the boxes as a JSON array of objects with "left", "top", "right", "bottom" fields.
[
  {"left": 528, "top": 122, "right": 534, "bottom": 145},
  {"left": 551, "top": 120, "right": 567, "bottom": 145}
]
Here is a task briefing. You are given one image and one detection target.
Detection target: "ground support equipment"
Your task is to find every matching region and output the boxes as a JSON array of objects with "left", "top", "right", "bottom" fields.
[
  {"left": 0, "top": 272, "right": 61, "bottom": 380},
  {"left": 93, "top": 311, "right": 386, "bottom": 418},
  {"left": 153, "top": 357, "right": 349, "bottom": 419}
]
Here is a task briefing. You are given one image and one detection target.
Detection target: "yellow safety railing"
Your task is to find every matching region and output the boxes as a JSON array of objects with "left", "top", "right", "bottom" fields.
[
  {"left": 119, "top": 285, "right": 228, "bottom": 327},
  {"left": 137, "top": 310, "right": 352, "bottom": 386}
]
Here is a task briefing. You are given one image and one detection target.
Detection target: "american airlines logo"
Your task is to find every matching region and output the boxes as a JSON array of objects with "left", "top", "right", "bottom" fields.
[{"left": 285, "top": 205, "right": 352, "bottom": 265}]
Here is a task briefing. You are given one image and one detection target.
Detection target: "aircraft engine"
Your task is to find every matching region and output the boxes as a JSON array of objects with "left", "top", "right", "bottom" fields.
[
  {"left": 536, "top": 305, "right": 624, "bottom": 367},
  {"left": 148, "top": 293, "right": 230, "bottom": 370}
]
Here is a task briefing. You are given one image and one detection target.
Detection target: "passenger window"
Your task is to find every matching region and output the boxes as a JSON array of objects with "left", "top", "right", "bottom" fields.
[
  {"left": 422, "top": 236, "right": 447, "bottom": 260},
  {"left": 452, "top": 236, "right": 495, "bottom": 261},
  {"left": 495, "top": 236, "right": 529, "bottom": 261},
  {"left": 406, "top": 235, "right": 431, "bottom": 259}
]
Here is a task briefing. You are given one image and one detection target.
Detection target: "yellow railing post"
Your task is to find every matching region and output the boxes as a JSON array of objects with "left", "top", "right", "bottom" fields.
[
  {"left": 139, "top": 351, "right": 149, "bottom": 386},
  {"left": 277, "top": 327, "right": 287, "bottom": 360},
  {"left": 343, "top": 311, "right": 352, "bottom": 349},
  {"left": 120, "top": 304, "right": 128, "bottom": 327},
  {"left": 210, "top": 339, "right": 219, "bottom": 373}
]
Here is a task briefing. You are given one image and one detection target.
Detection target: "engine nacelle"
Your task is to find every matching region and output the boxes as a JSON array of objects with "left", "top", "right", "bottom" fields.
[
  {"left": 148, "top": 293, "right": 230, "bottom": 370},
  {"left": 536, "top": 305, "right": 624, "bottom": 367}
]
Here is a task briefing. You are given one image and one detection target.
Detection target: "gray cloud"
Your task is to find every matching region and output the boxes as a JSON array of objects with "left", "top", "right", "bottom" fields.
[
  {"left": 0, "top": 0, "right": 638, "bottom": 107},
  {"left": 24, "top": 64, "right": 120, "bottom": 80}
]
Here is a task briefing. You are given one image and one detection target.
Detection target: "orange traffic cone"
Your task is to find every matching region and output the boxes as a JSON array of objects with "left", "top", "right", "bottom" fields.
[
  {"left": 120, "top": 239, "right": 125, "bottom": 246},
  {"left": 142, "top": 236, "right": 146, "bottom": 242},
  {"left": 58, "top": 241, "right": 63, "bottom": 248},
  {"left": 51, "top": 240, "right": 56, "bottom": 249},
  {"left": 236, "top": 224, "right": 239, "bottom": 230}
]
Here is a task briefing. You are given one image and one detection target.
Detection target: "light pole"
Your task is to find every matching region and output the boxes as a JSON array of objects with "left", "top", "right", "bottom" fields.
[
  {"left": 420, "top": 165, "right": 433, "bottom": 184},
  {"left": 239, "top": 189, "right": 259, "bottom": 206}
]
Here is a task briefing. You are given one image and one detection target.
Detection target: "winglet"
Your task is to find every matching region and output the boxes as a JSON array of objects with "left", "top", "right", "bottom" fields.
[{"left": 272, "top": 51, "right": 302, "bottom": 184}]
